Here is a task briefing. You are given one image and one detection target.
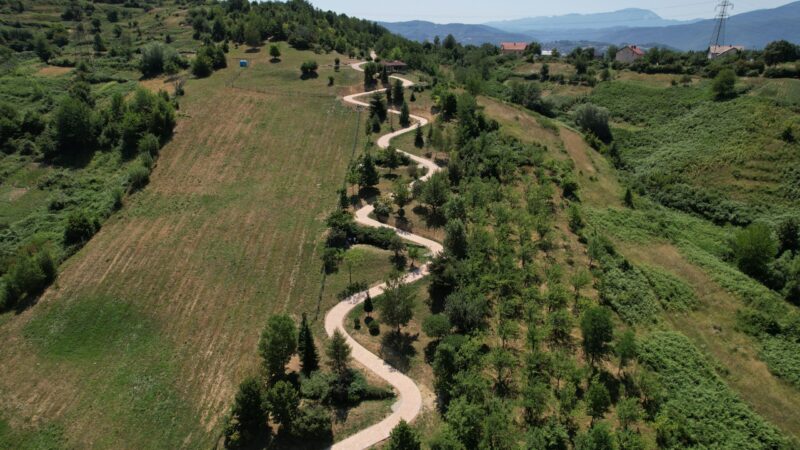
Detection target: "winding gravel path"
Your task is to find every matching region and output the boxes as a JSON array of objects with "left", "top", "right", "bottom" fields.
[{"left": 323, "top": 62, "right": 443, "bottom": 450}]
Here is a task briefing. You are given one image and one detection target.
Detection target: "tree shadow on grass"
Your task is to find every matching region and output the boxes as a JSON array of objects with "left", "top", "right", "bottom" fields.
[
  {"left": 48, "top": 149, "right": 95, "bottom": 169},
  {"left": 245, "top": 47, "right": 261, "bottom": 54},
  {"left": 394, "top": 215, "right": 412, "bottom": 232},
  {"left": 597, "top": 369, "right": 622, "bottom": 403},
  {"left": 412, "top": 205, "right": 445, "bottom": 229},
  {"left": 358, "top": 186, "right": 380, "bottom": 202},
  {"left": 300, "top": 72, "right": 319, "bottom": 81},
  {"left": 269, "top": 57, "right": 281, "bottom": 63},
  {"left": 380, "top": 331, "right": 418, "bottom": 373},
  {"left": 424, "top": 340, "right": 440, "bottom": 364}
]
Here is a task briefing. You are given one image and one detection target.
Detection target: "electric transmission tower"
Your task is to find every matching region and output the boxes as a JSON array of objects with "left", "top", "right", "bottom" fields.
[{"left": 709, "top": 0, "right": 734, "bottom": 47}]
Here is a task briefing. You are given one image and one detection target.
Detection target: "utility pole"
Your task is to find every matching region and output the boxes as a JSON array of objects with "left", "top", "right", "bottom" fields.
[{"left": 709, "top": 0, "right": 734, "bottom": 47}]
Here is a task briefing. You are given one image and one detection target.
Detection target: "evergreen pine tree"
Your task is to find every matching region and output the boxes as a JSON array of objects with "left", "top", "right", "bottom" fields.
[
  {"left": 363, "top": 293, "right": 374, "bottom": 318},
  {"left": 624, "top": 187, "right": 635, "bottom": 209},
  {"left": 399, "top": 102, "right": 411, "bottom": 128},
  {"left": 414, "top": 125, "right": 424, "bottom": 148},
  {"left": 369, "top": 92, "right": 387, "bottom": 122},
  {"left": 380, "top": 65, "right": 389, "bottom": 84},
  {"left": 392, "top": 79, "right": 404, "bottom": 105},
  {"left": 359, "top": 152, "right": 380, "bottom": 188},
  {"left": 298, "top": 313, "right": 319, "bottom": 375}
]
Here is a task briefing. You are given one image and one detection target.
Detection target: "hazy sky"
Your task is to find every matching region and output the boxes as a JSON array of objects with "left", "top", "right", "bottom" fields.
[{"left": 306, "top": 0, "right": 792, "bottom": 23}]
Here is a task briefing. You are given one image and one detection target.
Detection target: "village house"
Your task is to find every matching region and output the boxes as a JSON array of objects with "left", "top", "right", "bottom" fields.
[
  {"left": 383, "top": 60, "right": 408, "bottom": 73},
  {"left": 500, "top": 42, "right": 528, "bottom": 55},
  {"left": 708, "top": 45, "right": 744, "bottom": 59},
  {"left": 615, "top": 45, "right": 645, "bottom": 64}
]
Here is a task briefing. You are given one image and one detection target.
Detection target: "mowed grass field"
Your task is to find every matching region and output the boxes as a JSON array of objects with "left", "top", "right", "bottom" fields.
[{"left": 0, "top": 48, "right": 369, "bottom": 448}]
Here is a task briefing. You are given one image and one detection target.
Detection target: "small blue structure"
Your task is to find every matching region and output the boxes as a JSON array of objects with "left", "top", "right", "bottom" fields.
[{"left": 239, "top": 59, "right": 248, "bottom": 68}]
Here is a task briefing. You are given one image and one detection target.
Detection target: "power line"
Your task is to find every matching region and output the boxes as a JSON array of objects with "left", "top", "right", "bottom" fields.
[{"left": 709, "top": 0, "right": 733, "bottom": 47}]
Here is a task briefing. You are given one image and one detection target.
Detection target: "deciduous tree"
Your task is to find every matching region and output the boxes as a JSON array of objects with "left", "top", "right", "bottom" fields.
[
  {"left": 259, "top": 315, "right": 298, "bottom": 380},
  {"left": 387, "top": 420, "right": 420, "bottom": 450},
  {"left": 265, "top": 380, "right": 299, "bottom": 430},
  {"left": 269, "top": 44, "right": 281, "bottom": 61},
  {"left": 581, "top": 306, "right": 614, "bottom": 367},
  {"left": 399, "top": 102, "right": 411, "bottom": 127},
  {"left": 326, "top": 329, "right": 351, "bottom": 378},
  {"left": 381, "top": 274, "right": 415, "bottom": 334},
  {"left": 732, "top": 222, "right": 778, "bottom": 282},
  {"left": 712, "top": 68, "right": 737, "bottom": 100}
]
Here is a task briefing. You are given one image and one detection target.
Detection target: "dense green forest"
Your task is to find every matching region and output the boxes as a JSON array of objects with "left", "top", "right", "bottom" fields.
[{"left": 2, "top": 0, "right": 800, "bottom": 448}]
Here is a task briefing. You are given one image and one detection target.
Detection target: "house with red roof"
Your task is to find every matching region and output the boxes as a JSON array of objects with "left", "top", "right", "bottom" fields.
[
  {"left": 500, "top": 42, "right": 528, "bottom": 55},
  {"left": 615, "top": 45, "right": 645, "bottom": 64}
]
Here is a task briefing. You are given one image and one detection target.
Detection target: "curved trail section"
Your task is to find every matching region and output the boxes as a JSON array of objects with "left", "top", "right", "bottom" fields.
[{"left": 324, "top": 62, "right": 443, "bottom": 450}]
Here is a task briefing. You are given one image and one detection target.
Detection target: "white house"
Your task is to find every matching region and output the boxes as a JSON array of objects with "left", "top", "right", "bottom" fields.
[{"left": 708, "top": 45, "right": 744, "bottom": 60}]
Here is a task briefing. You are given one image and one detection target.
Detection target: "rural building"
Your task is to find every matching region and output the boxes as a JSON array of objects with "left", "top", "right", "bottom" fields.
[
  {"left": 708, "top": 45, "right": 744, "bottom": 59},
  {"left": 383, "top": 60, "right": 408, "bottom": 73},
  {"left": 500, "top": 42, "right": 528, "bottom": 54},
  {"left": 615, "top": 45, "right": 645, "bottom": 64}
]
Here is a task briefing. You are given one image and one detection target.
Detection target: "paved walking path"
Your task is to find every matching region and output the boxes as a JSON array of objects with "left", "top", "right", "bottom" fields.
[{"left": 323, "top": 61, "right": 443, "bottom": 450}]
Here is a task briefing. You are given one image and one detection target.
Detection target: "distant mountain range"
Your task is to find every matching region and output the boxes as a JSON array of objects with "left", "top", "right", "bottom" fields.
[
  {"left": 485, "top": 8, "right": 699, "bottom": 32},
  {"left": 380, "top": 2, "right": 800, "bottom": 51},
  {"left": 377, "top": 21, "right": 529, "bottom": 46}
]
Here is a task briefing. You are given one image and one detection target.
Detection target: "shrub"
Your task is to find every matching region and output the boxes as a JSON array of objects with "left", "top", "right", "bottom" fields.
[
  {"left": 64, "top": 211, "right": 96, "bottom": 246},
  {"left": 368, "top": 319, "right": 380, "bottom": 336},
  {"left": 2, "top": 251, "right": 56, "bottom": 308},
  {"left": 139, "top": 43, "right": 180, "bottom": 78},
  {"left": 732, "top": 222, "right": 778, "bottom": 283},
  {"left": 137, "top": 133, "right": 160, "bottom": 156},
  {"left": 300, "top": 60, "right": 319, "bottom": 78},
  {"left": 192, "top": 55, "right": 213, "bottom": 78},
  {"left": 372, "top": 198, "right": 392, "bottom": 220},
  {"left": 574, "top": 103, "right": 612, "bottom": 143},
  {"left": 127, "top": 163, "right": 151, "bottom": 192},
  {"left": 712, "top": 68, "right": 737, "bottom": 100},
  {"left": 337, "top": 281, "right": 368, "bottom": 300},
  {"left": 289, "top": 404, "right": 333, "bottom": 442},
  {"left": 53, "top": 96, "right": 95, "bottom": 159},
  {"left": 322, "top": 247, "right": 343, "bottom": 273},
  {"left": 139, "top": 152, "right": 154, "bottom": 171}
]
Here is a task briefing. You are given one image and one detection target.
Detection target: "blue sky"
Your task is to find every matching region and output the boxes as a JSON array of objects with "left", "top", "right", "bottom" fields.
[{"left": 307, "top": 0, "right": 792, "bottom": 23}]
